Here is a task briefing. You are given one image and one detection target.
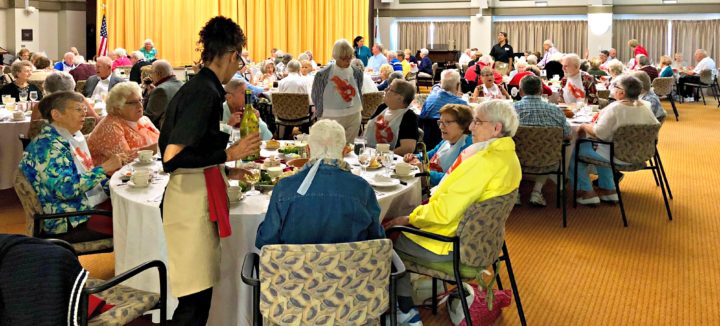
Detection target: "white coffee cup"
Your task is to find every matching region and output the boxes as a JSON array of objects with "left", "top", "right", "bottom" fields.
[
  {"left": 12, "top": 110, "right": 24, "bottom": 121},
  {"left": 395, "top": 162, "right": 413, "bottom": 176},
  {"left": 227, "top": 186, "right": 241, "bottom": 202},
  {"left": 266, "top": 166, "right": 282, "bottom": 179},
  {"left": 138, "top": 150, "right": 153, "bottom": 163},
  {"left": 376, "top": 143, "right": 390, "bottom": 153},
  {"left": 131, "top": 170, "right": 150, "bottom": 187}
]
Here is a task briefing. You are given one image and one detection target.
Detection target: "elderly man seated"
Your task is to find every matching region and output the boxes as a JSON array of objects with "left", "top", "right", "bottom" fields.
[
  {"left": 144, "top": 60, "right": 183, "bottom": 129},
  {"left": 365, "top": 79, "right": 418, "bottom": 156},
  {"left": 636, "top": 55, "right": 658, "bottom": 81},
  {"left": 513, "top": 75, "right": 570, "bottom": 206},
  {"left": 677, "top": 49, "right": 717, "bottom": 102},
  {"left": 222, "top": 78, "right": 273, "bottom": 140},
  {"left": 560, "top": 53, "right": 598, "bottom": 105},
  {"left": 367, "top": 43, "right": 389, "bottom": 73},
  {"left": 419, "top": 69, "right": 468, "bottom": 149},
  {"left": 255, "top": 119, "right": 384, "bottom": 247},
  {"left": 277, "top": 60, "right": 309, "bottom": 94},
  {"left": 53, "top": 52, "right": 76, "bottom": 72},
  {"left": 83, "top": 56, "right": 122, "bottom": 98},
  {"left": 128, "top": 51, "right": 151, "bottom": 84}
]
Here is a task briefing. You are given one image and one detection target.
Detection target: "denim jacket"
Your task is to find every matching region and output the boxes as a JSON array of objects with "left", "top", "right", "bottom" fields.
[{"left": 255, "top": 159, "right": 385, "bottom": 248}]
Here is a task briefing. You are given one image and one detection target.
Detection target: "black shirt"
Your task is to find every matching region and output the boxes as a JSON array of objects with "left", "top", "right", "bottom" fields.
[
  {"left": 159, "top": 67, "right": 229, "bottom": 172},
  {"left": 129, "top": 60, "right": 152, "bottom": 84},
  {"left": 397, "top": 110, "right": 420, "bottom": 142},
  {"left": 0, "top": 82, "right": 43, "bottom": 101},
  {"left": 490, "top": 43, "right": 514, "bottom": 63}
]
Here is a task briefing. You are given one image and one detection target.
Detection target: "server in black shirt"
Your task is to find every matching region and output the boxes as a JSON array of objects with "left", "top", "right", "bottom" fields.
[
  {"left": 489, "top": 32, "right": 514, "bottom": 76},
  {"left": 159, "top": 16, "right": 260, "bottom": 324}
]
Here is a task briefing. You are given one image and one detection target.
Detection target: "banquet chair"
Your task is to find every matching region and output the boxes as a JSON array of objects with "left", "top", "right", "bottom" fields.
[
  {"left": 414, "top": 93, "right": 429, "bottom": 108},
  {"left": 45, "top": 238, "right": 166, "bottom": 326},
  {"left": 652, "top": 77, "right": 679, "bottom": 121},
  {"left": 18, "top": 134, "right": 31, "bottom": 149},
  {"left": 27, "top": 119, "right": 48, "bottom": 139},
  {"left": 271, "top": 93, "right": 312, "bottom": 140},
  {"left": 140, "top": 65, "right": 153, "bottom": 81},
  {"left": 81, "top": 116, "right": 97, "bottom": 135},
  {"left": 416, "top": 63, "right": 438, "bottom": 92},
  {"left": 28, "top": 79, "right": 44, "bottom": 94},
  {"left": 242, "top": 239, "right": 406, "bottom": 326},
  {"left": 75, "top": 80, "right": 87, "bottom": 93},
  {"left": 386, "top": 190, "right": 526, "bottom": 326},
  {"left": 361, "top": 91, "right": 385, "bottom": 125},
  {"left": 13, "top": 171, "right": 114, "bottom": 255},
  {"left": 573, "top": 124, "right": 671, "bottom": 227},
  {"left": 513, "top": 126, "right": 569, "bottom": 227},
  {"left": 683, "top": 69, "right": 716, "bottom": 106}
]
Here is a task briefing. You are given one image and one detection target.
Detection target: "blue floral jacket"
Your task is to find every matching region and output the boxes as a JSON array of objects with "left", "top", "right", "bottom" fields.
[{"left": 19, "top": 125, "right": 108, "bottom": 234}]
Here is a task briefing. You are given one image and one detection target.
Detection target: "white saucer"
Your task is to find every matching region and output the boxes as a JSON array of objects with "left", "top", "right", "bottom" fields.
[
  {"left": 127, "top": 180, "right": 150, "bottom": 188},
  {"left": 367, "top": 177, "right": 400, "bottom": 188},
  {"left": 134, "top": 159, "right": 155, "bottom": 165}
]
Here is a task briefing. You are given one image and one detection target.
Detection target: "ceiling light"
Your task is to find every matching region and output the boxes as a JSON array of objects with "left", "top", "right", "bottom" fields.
[
  {"left": 662, "top": 0, "right": 677, "bottom": 4},
  {"left": 535, "top": 1, "right": 548, "bottom": 7}
]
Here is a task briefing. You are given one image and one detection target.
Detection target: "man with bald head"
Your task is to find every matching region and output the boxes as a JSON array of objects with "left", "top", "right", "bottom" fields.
[
  {"left": 83, "top": 56, "right": 122, "bottom": 97},
  {"left": 53, "top": 52, "right": 76, "bottom": 72},
  {"left": 144, "top": 59, "right": 183, "bottom": 128}
]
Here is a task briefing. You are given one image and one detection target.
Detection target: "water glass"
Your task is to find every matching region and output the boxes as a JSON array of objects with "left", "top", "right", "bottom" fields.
[
  {"left": 358, "top": 148, "right": 372, "bottom": 174},
  {"left": 29, "top": 91, "right": 38, "bottom": 102},
  {"left": 381, "top": 152, "right": 394, "bottom": 177},
  {"left": 18, "top": 90, "right": 27, "bottom": 103},
  {"left": 353, "top": 137, "right": 366, "bottom": 156},
  {"left": 244, "top": 168, "right": 261, "bottom": 196}
]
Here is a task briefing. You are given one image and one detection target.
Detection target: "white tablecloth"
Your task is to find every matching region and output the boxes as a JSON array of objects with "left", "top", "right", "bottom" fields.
[
  {"left": 0, "top": 112, "right": 30, "bottom": 189},
  {"left": 110, "top": 148, "right": 421, "bottom": 325}
]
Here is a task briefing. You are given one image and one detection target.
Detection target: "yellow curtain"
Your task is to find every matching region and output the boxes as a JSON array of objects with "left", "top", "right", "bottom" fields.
[{"left": 98, "top": 0, "right": 369, "bottom": 66}]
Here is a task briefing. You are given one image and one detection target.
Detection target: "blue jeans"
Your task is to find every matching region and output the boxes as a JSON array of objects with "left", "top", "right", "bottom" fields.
[{"left": 570, "top": 142, "right": 616, "bottom": 192}]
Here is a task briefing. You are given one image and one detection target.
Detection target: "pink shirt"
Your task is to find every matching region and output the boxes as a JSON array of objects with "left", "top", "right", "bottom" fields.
[{"left": 112, "top": 57, "right": 132, "bottom": 71}]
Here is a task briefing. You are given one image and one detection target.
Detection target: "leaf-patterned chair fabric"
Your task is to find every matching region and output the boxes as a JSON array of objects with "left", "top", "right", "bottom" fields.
[
  {"left": 271, "top": 93, "right": 312, "bottom": 125},
  {"left": 578, "top": 124, "right": 660, "bottom": 171},
  {"left": 258, "top": 239, "right": 393, "bottom": 326},
  {"left": 81, "top": 116, "right": 97, "bottom": 135},
  {"left": 513, "top": 126, "right": 563, "bottom": 174},
  {"left": 652, "top": 77, "right": 674, "bottom": 97},
  {"left": 85, "top": 278, "right": 161, "bottom": 326},
  {"left": 13, "top": 171, "right": 113, "bottom": 254},
  {"left": 398, "top": 190, "right": 519, "bottom": 281},
  {"left": 361, "top": 91, "right": 385, "bottom": 123},
  {"left": 75, "top": 80, "right": 87, "bottom": 93},
  {"left": 27, "top": 119, "right": 48, "bottom": 139}
]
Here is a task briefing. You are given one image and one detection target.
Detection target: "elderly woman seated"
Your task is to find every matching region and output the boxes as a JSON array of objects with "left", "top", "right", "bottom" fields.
[
  {"left": 365, "top": 79, "right": 418, "bottom": 156},
  {"left": 384, "top": 99, "right": 521, "bottom": 324},
  {"left": 257, "top": 60, "right": 277, "bottom": 85},
  {"left": 19, "top": 91, "right": 125, "bottom": 239},
  {"left": 659, "top": 55, "right": 674, "bottom": 78},
  {"left": 88, "top": 82, "right": 159, "bottom": 165},
  {"left": 30, "top": 72, "right": 100, "bottom": 121},
  {"left": 605, "top": 59, "right": 625, "bottom": 89},
  {"left": 570, "top": 75, "right": 660, "bottom": 205},
  {"left": 560, "top": 53, "right": 599, "bottom": 105},
  {"left": 376, "top": 64, "right": 395, "bottom": 91},
  {"left": 631, "top": 71, "right": 667, "bottom": 121},
  {"left": 255, "top": 119, "right": 384, "bottom": 247},
  {"left": 473, "top": 67, "right": 510, "bottom": 100},
  {"left": 0, "top": 60, "right": 43, "bottom": 102},
  {"left": 403, "top": 104, "right": 473, "bottom": 186}
]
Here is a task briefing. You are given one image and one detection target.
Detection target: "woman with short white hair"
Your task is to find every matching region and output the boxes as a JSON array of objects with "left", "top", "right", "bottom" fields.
[
  {"left": 418, "top": 48, "right": 433, "bottom": 77},
  {"left": 311, "top": 38, "right": 365, "bottom": 144},
  {"left": 255, "top": 119, "right": 383, "bottom": 247},
  {"left": 88, "top": 82, "right": 159, "bottom": 165},
  {"left": 140, "top": 39, "right": 158, "bottom": 61},
  {"left": 31, "top": 71, "right": 101, "bottom": 122},
  {"left": 111, "top": 48, "right": 132, "bottom": 71}
]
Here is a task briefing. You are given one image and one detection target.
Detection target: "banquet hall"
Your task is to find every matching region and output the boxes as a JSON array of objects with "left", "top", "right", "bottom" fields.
[{"left": 1, "top": 0, "right": 720, "bottom": 325}]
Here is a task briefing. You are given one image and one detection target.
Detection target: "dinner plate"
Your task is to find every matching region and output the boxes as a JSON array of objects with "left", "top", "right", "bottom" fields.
[
  {"left": 367, "top": 177, "right": 400, "bottom": 188},
  {"left": 127, "top": 180, "right": 150, "bottom": 188},
  {"left": 134, "top": 158, "right": 155, "bottom": 166}
]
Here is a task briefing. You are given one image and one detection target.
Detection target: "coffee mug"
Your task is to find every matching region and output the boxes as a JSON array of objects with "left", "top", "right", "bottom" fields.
[
  {"left": 395, "top": 162, "right": 413, "bottom": 176},
  {"left": 376, "top": 143, "right": 390, "bottom": 153},
  {"left": 138, "top": 150, "right": 153, "bottom": 163},
  {"left": 227, "top": 186, "right": 241, "bottom": 202},
  {"left": 266, "top": 166, "right": 282, "bottom": 179},
  {"left": 131, "top": 170, "right": 150, "bottom": 186}
]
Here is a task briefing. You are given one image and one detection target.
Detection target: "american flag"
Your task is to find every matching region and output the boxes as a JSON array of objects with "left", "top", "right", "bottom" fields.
[{"left": 97, "top": 4, "right": 108, "bottom": 57}]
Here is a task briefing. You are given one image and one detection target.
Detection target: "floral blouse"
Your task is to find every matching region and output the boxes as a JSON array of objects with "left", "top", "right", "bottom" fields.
[
  {"left": 88, "top": 115, "right": 159, "bottom": 165},
  {"left": 19, "top": 125, "right": 108, "bottom": 234}
]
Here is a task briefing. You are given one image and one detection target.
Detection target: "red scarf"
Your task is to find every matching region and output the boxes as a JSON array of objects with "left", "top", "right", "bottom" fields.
[
  {"left": 374, "top": 114, "right": 395, "bottom": 144},
  {"left": 74, "top": 147, "right": 94, "bottom": 171},
  {"left": 568, "top": 82, "right": 585, "bottom": 99},
  {"left": 204, "top": 166, "right": 231, "bottom": 238}
]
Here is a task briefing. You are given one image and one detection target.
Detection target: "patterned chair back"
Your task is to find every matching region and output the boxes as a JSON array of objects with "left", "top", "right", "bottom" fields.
[
  {"left": 140, "top": 65, "right": 153, "bottom": 81},
  {"left": 81, "top": 117, "right": 97, "bottom": 135},
  {"left": 28, "top": 80, "right": 44, "bottom": 95},
  {"left": 361, "top": 92, "right": 385, "bottom": 121},
  {"left": 455, "top": 190, "right": 518, "bottom": 268},
  {"left": 597, "top": 89, "right": 610, "bottom": 99},
  {"left": 75, "top": 80, "right": 86, "bottom": 93},
  {"left": 612, "top": 124, "right": 660, "bottom": 164},
  {"left": 414, "top": 93, "right": 429, "bottom": 108},
  {"left": 116, "top": 66, "right": 132, "bottom": 77},
  {"left": 271, "top": 93, "right": 311, "bottom": 122},
  {"left": 513, "top": 126, "right": 563, "bottom": 171},
  {"left": 259, "top": 239, "right": 393, "bottom": 325},
  {"left": 699, "top": 69, "right": 713, "bottom": 85},
  {"left": 652, "top": 77, "right": 674, "bottom": 97},
  {"left": 13, "top": 171, "right": 43, "bottom": 236},
  {"left": 27, "top": 119, "right": 49, "bottom": 139}
]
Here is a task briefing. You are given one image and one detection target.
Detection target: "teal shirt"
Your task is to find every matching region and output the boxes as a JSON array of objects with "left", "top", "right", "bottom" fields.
[{"left": 140, "top": 47, "right": 157, "bottom": 61}]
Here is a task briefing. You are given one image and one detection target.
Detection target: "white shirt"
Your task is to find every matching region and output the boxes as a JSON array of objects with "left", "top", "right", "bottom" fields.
[
  {"left": 321, "top": 65, "right": 362, "bottom": 118},
  {"left": 593, "top": 100, "right": 659, "bottom": 163},
  {"left": 278, "top": 73, "right": 310, "bottom": 94},
  {"left": 458, "top": 53, "right": 472, "bottom": 66},
  {"left": 693, "top": 57, "right": 717, "bottom": 78},
  {"left": 361, "top": 73, "right": 379, "bottom": 94},
  {"left": 91, "top": 75, "right": 111, "bottom": 99},
  {"left": 562, "top": 73, "right": 584, "bottom": 104}
]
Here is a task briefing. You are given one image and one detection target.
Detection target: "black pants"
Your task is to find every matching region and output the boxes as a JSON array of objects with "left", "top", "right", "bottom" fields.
[
  {"left": 678, "top": 75, "right": 701, "bottom": 97},
  {"left": 171, "top": 287, "right": 213, "bottom": 326}
]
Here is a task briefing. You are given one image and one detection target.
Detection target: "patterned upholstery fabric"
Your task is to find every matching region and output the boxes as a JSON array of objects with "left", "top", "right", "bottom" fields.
[
  {"left": 597, "top": 89, "right": 610, "bottom": 99},
  {"left": 400, "top": 190, "right": 518, "bottom": 281},
  {"left": 75, "top": 80, "right": 87, "bottom": 93},
  {"left": 271, "top": 93, "right": 311, "bottom": 124},
  {"left": 579, "top": 124, "right": 660, "bottom": 170},
  {"left": 513, "top": 126, "right": 563, "bottom": 174},
  {"left": 28, "top": 79, "right": 44, "bottom": 94},
  {"left": 414, "top": 94, "right": 429, "bottom": 108},
  {"left": 13, "top": 171, "right": 113, "bottom": 254},
  {"left": 81, "top": 117, "right": 97, "bottom": 135},
  {"left": 652, "top": 77, "right": 674, "bottom": 97},
  {"left": 361, "top": 91, "right": 385, "bottom": 121},
  {"left": 598, "top": 98, "right": 609, "bottom": 109},
  {"left": 258, "top": 239, "right": 392, "bottom": 325},
  {"left": 85, "top": 278, "right": 160, "bottom": 326},
  {"left": 28, "top": 119, "right": 48, "bottom": 139}
]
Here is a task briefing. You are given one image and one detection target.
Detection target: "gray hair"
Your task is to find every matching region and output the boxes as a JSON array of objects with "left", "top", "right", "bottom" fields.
[
  {"left": 225, "top": 78, "right": 247, "bottom": 93},
  {"left": 478, "top": 55, "right": 493, "bottom": 65},
  {"left": 390, "top": 79, "right": 416, "bottom": 107},
  {"left": 474, "top": 99, "right": 519, "bottom": 137},
  {"left": 695, "top": 49, "right": 708, "bottom": 58},
  {"left": 308, "top": 119, "right": 346, "bottom": 160},
  {"left": 38, "top": 91, "right": 85, "bottom": 123},
  {"left": 152, "top": 60, "right": 173, "bottom": 78},
  {"left": 350, "top": 58, "right": 365, "bottom": 71},
  {"left": 260, "top": 60, "right": 275, "bottom": 74},
  {"left": 387, "top": 72, "right": 404, "bottom": 86},
  {"left": 11, "top": 60, "right": 33, "bottom": 78},
  {"left": 526, "top": 54, "right": 538, "bottom": 65},
  {"left": 543, "top": 39, "right": 554, "bottom": 47},
  {"left": 374, "top": 43, "right": 385, "bottom": 53},
  {"left": 607, "top": 59, "right": 624, "bottom": 76},
  {"left": 297, "top": 53, "right": 310, "bottom": 62},
  {"left": 387, "top": 51, "right": 397, "bottom": 59},
  {"left": 144, "top": 39, "right": 154, "bottom": 47},
  {"left": 440, "top": 69, "right": 461, "bottom": 92},
  {"left": 131, "top": 51, "right": 145, "bottom": 60},
  {"left": 630, "top": 71, "right": 651, "bottom": 93},
  {"left": 43, "top": 72, "right": 76, "bottom": 95},
  {"left": 106, "top": 82, "right": 142, "bottom": 116},
  {"left": 616, "top": 75, "right": 643, "bottom": 100},
  {"left": 519, "top": 74, "right": 542, "bottom": 96},
  {"left": 637, "top": 54, "right": 650, "bottom": 66},
  {"left": 286, "top": 60, "right": 301, "bottom": 73},
  {"left": 114, "top": 48, "right": 127, "bottom": 57},
  {"left": 562, "top": 53, "right": 581, "bottom": 68},
  {"left": 420, "top": 48, "right": 429, "bottom": 56},
  {"left": 332, "top": 39, "right": 354, "bottom": 61}
]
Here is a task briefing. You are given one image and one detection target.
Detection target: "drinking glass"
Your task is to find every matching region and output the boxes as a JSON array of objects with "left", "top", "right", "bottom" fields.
[
  {"left": 380, "top": 152, "right": 394, "bottom": 177},
  {"left": 18, "top": 90, "right": 28, "bottom": 103},
  {"left": 244, "top": 168, "right": 262, "bottom": 196},
  {"left": 353, "top": 137, "right": 366, "bottom": 156},
  {"left": 29, "top": 91, "right": 38, "bottom": 102},
  {"left": 1, "top": 95, "right": 10, "bottom": 105},
  {"left": 358, "top": 148, "right": 372, "bottom": 174}
]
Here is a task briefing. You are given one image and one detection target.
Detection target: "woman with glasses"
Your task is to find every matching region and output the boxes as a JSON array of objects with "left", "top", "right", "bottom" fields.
[
  {"left": 88, "top": 82, "right": 159, "bottom": 165},
  {"left": 403, "top": 104, "right": 473, "bottom": 186},
  {"left": 383, "top": 100, "right": 521, "bottom": 324},
  {"left": 364, "top": 79, "right": 418, "bottom": 156},
  {"left": 472, "top": 66, "right": 510, "bottom": 100},
  {"left": 19, "top": 91, "right": 125, "bottom": 239}
]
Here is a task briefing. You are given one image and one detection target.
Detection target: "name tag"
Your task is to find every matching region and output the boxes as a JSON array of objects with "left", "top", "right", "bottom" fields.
[{"left": 505, "top": 47, "right": 510, "bottom": 51}]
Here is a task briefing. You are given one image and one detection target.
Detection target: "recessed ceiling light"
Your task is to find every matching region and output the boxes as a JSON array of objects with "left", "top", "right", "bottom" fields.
[
  {"left": 535, "top": 1, "right": 548, "bottom": 7},
  {"left": 662, "top": 0, "right": 677, "bottom": 4}
]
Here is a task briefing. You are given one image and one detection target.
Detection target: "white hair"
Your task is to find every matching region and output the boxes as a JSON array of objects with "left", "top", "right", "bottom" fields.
[
  {"left": 440, "top": 69, "right": 461, "bottom": 92},
  {"left": 474, "top": 99, "right": 519, "bottom": 137},
  {"left": 479, "top": 55, "right": 494, "bottom": 65},
  {"left": 144, "top": 39, "right": 154, "bottom": 46},
  {"left": 286, "top": 60, "right": 301, "bottom": 73},
  {"left": 130, "top": 51, "right": 145, "bottom": 60},
  {"left": 514, "top": 57, "right": 528, "bottom": 69},
  {"left": 526, "top": 54, "right": 538, "bottom": 65},
  {"left": 152, "top": 59, "right": 173, "bottom": 78},
  {"left": 420, "top": 48, "right": 429, "bottom": 56},
  {"left": 607, "top": 59, "right": 624, "bottom": 76},
  {"left": 562, "top": 53, "right": 581, "bottom": 68},
  {"left": 543, "top": 39, "right": 554, "bottom": 47},
  {"left": 387, "top": 51, "right": 397, "bottom": 59},
  {"left": 332, "top": 39, "right": 354, "bottom": 61},
  {"left": 114, "top": 48, "right": 127, "bottom": 57},
  {"left": 308, "top": 120, "right": 346, "bottom": 160},
  {"left": 106, "top": 82, "right": 142, "bottom": 116},
  {"left": 549, "top": 52, "right": 564, "bottom": 62}
]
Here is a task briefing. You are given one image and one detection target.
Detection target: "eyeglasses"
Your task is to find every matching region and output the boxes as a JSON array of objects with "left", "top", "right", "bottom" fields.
[
  {"left": 471, "top": 118, "right": 491, "bottom": 125},
  {"left": 437, "top": 120, "right": 457, "bottom": 127},
  {"left": 124, "top": 100, "right": 143, "bottom": 107},
  {"left": 228, "top": 49, "right": 246, "bottom": 70},
  {"left": 66, "top": 104, "right": 87, "bottom": 113}
]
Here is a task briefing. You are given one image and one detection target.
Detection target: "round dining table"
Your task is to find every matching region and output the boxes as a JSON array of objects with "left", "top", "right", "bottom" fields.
[
  {"left": 0, "top": 110, "right": 30, "bottom": 190},
  {"left": 109, "top": 143, "right": 422, "bottom": 324}
]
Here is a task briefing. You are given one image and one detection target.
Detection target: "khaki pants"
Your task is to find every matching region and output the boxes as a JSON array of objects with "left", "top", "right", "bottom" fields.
[{"left": 321, "top": 112, "right": 362, "bottom": 144}]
